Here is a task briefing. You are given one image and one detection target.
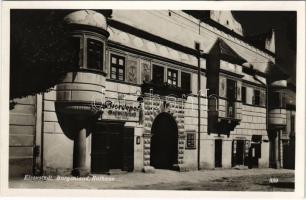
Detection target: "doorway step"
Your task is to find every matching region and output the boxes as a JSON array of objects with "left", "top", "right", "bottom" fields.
[
  {"left": 107, "top": 169, "right": 128, "bottom": 175},
  {"left": 233, "top": 165, "right": 249, "bottom": 170}
]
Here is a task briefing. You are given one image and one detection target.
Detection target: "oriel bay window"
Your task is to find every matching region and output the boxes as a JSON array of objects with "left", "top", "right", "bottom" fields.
[
  {"left": 69, "top": 35, "right": 105, "bottom": 71},
  {"left": 110, "top": 54, "right": 125, "bottom": 81}
]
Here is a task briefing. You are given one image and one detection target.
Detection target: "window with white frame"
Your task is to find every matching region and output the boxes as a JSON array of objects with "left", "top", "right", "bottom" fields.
[
  {"left": 110, "top": 54, "right": 125, "bottom": 81},
  {"left": 186, "top": 131, "right": 196, "bottom": 149},
  {"left": 167, "top": 68, "right": 178, "bottom": 86}
]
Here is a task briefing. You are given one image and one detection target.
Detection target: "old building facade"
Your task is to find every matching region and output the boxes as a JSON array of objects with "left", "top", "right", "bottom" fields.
[{"left": 9, "top": 10, "right": 295, "bottom": 177}]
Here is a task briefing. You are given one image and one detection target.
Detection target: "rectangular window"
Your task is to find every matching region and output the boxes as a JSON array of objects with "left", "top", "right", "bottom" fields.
[
  {"left": 242, "top": 86, "right": 246, "bottom": 104},
  {"left": 254, "top": 89, "right": 260, "bottom": 106},
  {"left": 87, "top": 38, "right": 104, "bottom": 70},
  {"left": 181, "top": 72, "right": 191, "bottom": 92},
  {"left": 167, "top": 69, "right": 178, "bottom": 86},
  {"left": 186, "top": 132, "right": 196, "bottom": 149},
  {"left": 227, "top": 79, "right": 237, "bottom": 100},
  {"left": 110, "top": 54, "right": 125, "bottom": 81},
  {"left": 152, "top": 65, "right": 164, "bottom": 84}
]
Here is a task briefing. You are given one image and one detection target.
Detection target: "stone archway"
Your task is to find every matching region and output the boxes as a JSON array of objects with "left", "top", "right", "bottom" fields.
[
  {"left": 150, "top": 112, "right": 178, "bottom": 169},
  {"left": 142, "top": 96, "right": 186, "bottom": 172}
]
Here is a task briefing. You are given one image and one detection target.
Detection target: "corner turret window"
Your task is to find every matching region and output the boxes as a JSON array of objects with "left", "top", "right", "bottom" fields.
[
  {"left": 69, "top": 36, "right": 82, "bottom": 69},
  {"left": 87, "top": 38, "right": 104, "bottom": 70},
  {"left": 70, "top": 35, "right": 106, "bottom": 71}
]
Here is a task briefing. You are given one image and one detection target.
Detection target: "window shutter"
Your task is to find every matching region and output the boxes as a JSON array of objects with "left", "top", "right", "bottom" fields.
[
  {"left": 252, "top": 93, "right": 255, "bottom": 105},
  {"left": 260, "top": 90, "right": 266, "bottom": 106},
  {"left": 219, "top": 77, "right": 226, "bottom": 98},
  {"left": 236, "top": 82, "right": 241, "bottom": 101}
]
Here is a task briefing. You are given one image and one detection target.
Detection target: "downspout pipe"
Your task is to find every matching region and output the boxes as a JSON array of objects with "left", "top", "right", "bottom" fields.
[
  {"left": 40, "top": 93, "right": 45, "bottom": 175},
  {"left": 196, "top": 43, "right": 202, "bottom": 170},
  {"left": 242, "top": 63, "right": 269, "bottom": 129}
]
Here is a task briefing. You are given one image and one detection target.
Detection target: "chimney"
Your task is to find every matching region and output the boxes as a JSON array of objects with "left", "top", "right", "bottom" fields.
[{"left": 265, "top": 29, "right": 275, "bottom": 53}]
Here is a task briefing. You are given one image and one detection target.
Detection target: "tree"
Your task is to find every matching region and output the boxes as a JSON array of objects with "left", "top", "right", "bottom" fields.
[{"left": 10, "top": 10, "right": 78, "bottom": 100}]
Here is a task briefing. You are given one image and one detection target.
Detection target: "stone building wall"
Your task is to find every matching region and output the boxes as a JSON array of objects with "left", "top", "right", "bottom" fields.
[
  {"left": 42, "top": 89, "right": 75, "bottom": 175},
  {"left": 9, "top": 96, "right": 37, "bottom": 177}
]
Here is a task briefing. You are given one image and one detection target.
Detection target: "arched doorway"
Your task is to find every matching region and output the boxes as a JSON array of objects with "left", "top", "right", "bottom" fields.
[{"left": 150, "top": 112, "right": 178, "bottom": 169}]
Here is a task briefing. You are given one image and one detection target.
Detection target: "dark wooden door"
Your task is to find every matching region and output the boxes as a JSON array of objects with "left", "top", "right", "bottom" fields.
[
  {"left": 215, "top": 139, "right": 222, "bottom": 168},
  {"left": 236, "top": 140, "right": 244, "bottom": 165},
  {"left": 109, "top": 130, "right": 122, "bottom": 169},
  {"left": 91, "top": 131, "right": 110, "bottom": 173},
  {"left": 252, "top": 143, "right": 261, "bottom": 168},
  {"left": 91, "top": 122, "right": 124, "bottom": 173}
]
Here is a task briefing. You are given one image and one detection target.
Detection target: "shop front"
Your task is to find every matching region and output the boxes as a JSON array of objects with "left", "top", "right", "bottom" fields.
[
  {"left": 91, "top": 121, "right": 134, "bottom": 174},
  {"left": 232, "top": 135, "right": 262, "bottom": 168}
]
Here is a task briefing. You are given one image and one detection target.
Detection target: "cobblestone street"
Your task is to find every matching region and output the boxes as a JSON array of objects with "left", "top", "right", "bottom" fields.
[{"left": 9, "top": 168, "right": 294, "bottom": 191}]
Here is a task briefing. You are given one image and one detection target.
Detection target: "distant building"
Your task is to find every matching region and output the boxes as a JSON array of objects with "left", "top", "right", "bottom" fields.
[
  {"left": 268, "top": 80, "right": 295, "bottom": 169},
  {"left": 9, "top": 10, "right": 295, "bottom": 177}
]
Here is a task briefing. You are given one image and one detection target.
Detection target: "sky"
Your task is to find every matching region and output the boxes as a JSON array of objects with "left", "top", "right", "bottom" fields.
[{"left": 232, "top": 11, "right": 297, "bottom": 85}]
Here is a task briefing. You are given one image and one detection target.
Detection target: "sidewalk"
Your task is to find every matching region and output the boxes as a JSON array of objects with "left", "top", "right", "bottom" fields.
[{"left": 9, "top": 168, "right": 294, "bottom": 190}]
